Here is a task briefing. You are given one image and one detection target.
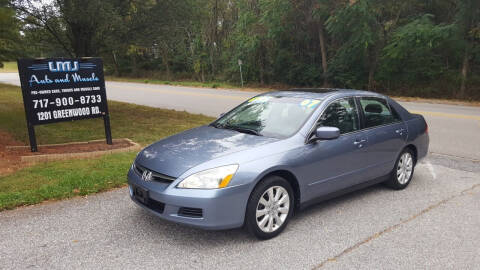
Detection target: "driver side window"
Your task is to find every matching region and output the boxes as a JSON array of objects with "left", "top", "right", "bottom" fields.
[{"left": 317, "top": 98, "right": 359, "bottom": 134}]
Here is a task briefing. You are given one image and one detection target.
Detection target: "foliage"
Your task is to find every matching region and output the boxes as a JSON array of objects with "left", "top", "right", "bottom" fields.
[
  {"left": 7, "top": 0, "right": 480, "bottom": 99},
  {"left": 0, "top": 0, "right": 22, "bottom": 65},
  {"left": 380, "top": 15, "right": 457, "bottom": 85}
]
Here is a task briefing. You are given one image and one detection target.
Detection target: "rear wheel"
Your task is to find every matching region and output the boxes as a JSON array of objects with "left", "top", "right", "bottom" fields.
[
  {"left": 245, "top": 176, "right": 294, "bottom": 239},
  {"left": 385, "top": 148, "right": 415, "bottom": 190}
]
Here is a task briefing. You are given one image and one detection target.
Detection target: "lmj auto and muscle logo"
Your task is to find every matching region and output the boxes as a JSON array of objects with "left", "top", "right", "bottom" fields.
[{"left": 27, "top": 60, "right": 99, "bottom": 86}]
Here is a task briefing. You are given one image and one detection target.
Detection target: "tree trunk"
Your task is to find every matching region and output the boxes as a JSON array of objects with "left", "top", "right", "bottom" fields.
[
  {"left": 367, "top": 41, "right": 382, "bottom": 91},
  {"left": 259, "top": 64, "right": 265, "bottom": 85},
  {"left": 70, "top": 24, "right": 94, "bottom": 57},
  {"left": 112, "top": 51, "right": 120, "bottom": 76},
  {"left": 209, "top": 0, "right": 218, "bottom": 78},
  {"left": 131, "top": 54, "right": 137, "bottom": 76},
  {"left": 459, "top": 44, "right": 470, "bottom": 99},
  {"left": 367, "top": 48, "right": 377, "bottom": 91},
  {"left": 163, "top": 53, "right": 171, "bottom": 80},
  {"left": 368, "top": 66, "right": 375, "bottom": 91},
  {"left": 457, "top": 0, "right": 477, "bottom": 99},
  {"left": 160, "top": 42, "right": 171, "bottom": 80},
  {"left": 318, "top": 23, "right": 328, "bottom": 87},
  {"left": 259, "top": 42, "right": 265, "bottom": 85},
  {"left": 209, "top": 48, "right": 215, "bottom": 78}
]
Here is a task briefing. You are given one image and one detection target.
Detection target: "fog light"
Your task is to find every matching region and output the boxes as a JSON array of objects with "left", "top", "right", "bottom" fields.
[{"left": 128, "top": 185, "right": 133, "bottom": 197}]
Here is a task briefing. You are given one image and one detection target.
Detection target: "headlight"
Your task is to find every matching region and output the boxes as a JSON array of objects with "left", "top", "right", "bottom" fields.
[{"left": 177, "top": 165, "right": 238, "bottom": 189}]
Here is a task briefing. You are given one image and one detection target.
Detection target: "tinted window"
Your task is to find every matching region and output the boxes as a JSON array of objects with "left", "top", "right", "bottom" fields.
[
  {"left": 317, "top": 98, "right": 359, "bottom": 134},
  {"left": 359, "top": 97, "right": 398, "bottom": 128},
  {"left": 214, "top": 96, "right": 323, "bottom": 138}
]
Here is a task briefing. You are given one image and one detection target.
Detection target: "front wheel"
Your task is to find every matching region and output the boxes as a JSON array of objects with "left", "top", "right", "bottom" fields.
[
  {"left": 385, "top": 148, "right": 415, "bottom": 190},
  {"left": 245, "top": 176, "right": 294, "bottom": 240}
]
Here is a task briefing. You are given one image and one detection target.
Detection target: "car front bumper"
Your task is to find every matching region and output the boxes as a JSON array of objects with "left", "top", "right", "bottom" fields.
[{"left": 127, "top": 168, "right": 251, "bottom": 230}]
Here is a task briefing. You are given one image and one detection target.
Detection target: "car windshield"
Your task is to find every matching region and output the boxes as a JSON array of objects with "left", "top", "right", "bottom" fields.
[{"left": 211, "top": 96, "right": 322, "bottom": 138}]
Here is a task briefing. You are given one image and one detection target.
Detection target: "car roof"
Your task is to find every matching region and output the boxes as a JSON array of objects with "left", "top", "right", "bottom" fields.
[{"left": 264, "top": 88, "right": 379, "bottom": 100}]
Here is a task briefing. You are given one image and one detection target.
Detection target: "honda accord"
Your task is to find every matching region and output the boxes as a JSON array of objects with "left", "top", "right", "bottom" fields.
[{"left": 127, "top": 89, "right": 429, "bottom": 239}]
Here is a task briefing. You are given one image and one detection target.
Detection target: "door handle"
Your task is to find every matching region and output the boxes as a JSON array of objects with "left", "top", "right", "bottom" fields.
[
  {"left": 395, "top": 129, "right": 405, "bottom": 134},
  {"left": 353, "top": 139, "right": 367, "bottom": 145}
]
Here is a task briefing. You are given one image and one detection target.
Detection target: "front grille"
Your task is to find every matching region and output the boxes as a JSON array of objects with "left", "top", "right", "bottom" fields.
[
  {"left": 178, "top": 207, "right": 203, "bottom": 218},
  {"left": 134, "top": 163, "right": 176, "bottom": 184}
]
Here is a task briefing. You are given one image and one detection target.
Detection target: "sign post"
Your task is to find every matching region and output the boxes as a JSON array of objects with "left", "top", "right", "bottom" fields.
[
  {"left": 17, "top": 58, "right": 112, "bottom": 152},
  {"left": 238, "top": 59, "right": 244, "bottom": 87},
  {"left": 27, "top": 122, "right": 37, "bottom": 152}
]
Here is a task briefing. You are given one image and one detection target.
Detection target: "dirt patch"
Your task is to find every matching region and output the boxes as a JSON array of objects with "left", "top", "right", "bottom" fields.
[
  {"left": 0, "top": 134, "right": 139, "bottom": 176},
  {"left": 0, "top": 131, "right": 25, "bottom": 176}
]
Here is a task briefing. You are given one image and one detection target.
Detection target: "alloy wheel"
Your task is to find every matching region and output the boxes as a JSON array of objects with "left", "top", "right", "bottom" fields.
[
  {"left": 255, "top": 186, "right": 290, "bottom": 233},
  {"left": 397, "top": 152, "right": 413, "bottom": 184}
]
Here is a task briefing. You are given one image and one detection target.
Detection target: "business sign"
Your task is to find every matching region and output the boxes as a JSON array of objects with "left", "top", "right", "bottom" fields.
[{"left": 17, "top": 58, "right": 112, "bottom": 152}]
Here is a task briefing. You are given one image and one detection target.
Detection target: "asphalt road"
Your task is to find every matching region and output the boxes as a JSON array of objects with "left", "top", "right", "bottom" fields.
[
  {"left": 2, "top": 73, "right": 479, "bottom": 160},
  {"left": 1, "top": 155, "right": 479, "bottom": 269},
  {"left": 1, "top": 73, "right": 480, "bottom": 269}
]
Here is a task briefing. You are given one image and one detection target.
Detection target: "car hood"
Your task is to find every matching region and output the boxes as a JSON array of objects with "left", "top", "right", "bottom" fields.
[{"left": 136, "top": 125, "right": 278, "bottom": 177}]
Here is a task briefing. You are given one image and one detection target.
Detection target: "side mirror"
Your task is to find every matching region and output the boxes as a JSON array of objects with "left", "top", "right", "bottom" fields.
[{"left": 314, "top": 126, "right": 340, "bottom": 140}]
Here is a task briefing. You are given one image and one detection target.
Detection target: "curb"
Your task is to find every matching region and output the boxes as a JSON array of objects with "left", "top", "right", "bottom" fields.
[{"left": 9, "top": 138, "right": 142, "bottom": 164}]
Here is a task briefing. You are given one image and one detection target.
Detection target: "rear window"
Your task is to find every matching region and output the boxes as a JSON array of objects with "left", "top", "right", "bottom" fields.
[{"left": 359, "top": 97, "right": 399, "bottom": 128}]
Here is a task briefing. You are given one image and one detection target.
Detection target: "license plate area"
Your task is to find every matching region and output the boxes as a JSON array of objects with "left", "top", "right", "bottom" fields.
[{"left": 133, "top": 185, "right": 149, "bottom": 204}]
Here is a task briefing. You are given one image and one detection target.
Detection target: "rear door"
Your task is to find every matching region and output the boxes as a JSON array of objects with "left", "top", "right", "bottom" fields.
[
  {"left": 300, "top": 97, "right": 371, "bottom": 201},
  {"left": 357, "top": 97, "right": 407, "bottom": 180}
]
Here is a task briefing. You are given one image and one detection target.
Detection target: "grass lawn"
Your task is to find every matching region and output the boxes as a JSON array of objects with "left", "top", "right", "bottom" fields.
[
  {"left": 0, "top": 152, "right": 135, "bottom": 210},
  {"left": 106, "top": 76, "right": 272, "bottom": 92},
  {"left": 0, "top": 83, "right": 214, "bottom": 210},
  {"left": 0, "top": 61, "right": 18, "bottom": 72},
  {"left": 107, "top": 76, "right": 239, "bottom": 89}
]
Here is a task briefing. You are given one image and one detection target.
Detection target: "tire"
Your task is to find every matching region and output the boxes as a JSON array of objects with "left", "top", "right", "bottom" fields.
[
  {"left": 385, "top": 148, "right": 415, "bottom": 190},
  {"left": 245, "top": 175, "right": 294, "bottom": 240}
]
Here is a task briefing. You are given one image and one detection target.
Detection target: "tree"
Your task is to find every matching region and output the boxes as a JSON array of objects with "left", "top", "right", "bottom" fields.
[
  {"left": 326, "top": 0, "right": 410, "bottom": 90},
  {"left": 0, "top": 0, "right": 22, "bottom": 65},
  {"left": 381, "top": 15, "right": 455, "bottom": 89},
  {"left": 456, "top": 0, "right": 480, "bottom": 98},
  {"left": 12, "top": 0, "right": 124, "bottom": 57},
  {"left": 313, "top": 0, "right": 340, "bottom": 86}
]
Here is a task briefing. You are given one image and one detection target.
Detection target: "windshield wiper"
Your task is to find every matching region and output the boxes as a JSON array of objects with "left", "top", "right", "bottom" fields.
[
  {"left": 223, "top": 125, "right": 262, "bottom": 136},
  {"left": 209, "top": 123, "right": 222, "bottom": 128},
  {"left": 210, "top": 122, "right": 262, "bottom": 136}
]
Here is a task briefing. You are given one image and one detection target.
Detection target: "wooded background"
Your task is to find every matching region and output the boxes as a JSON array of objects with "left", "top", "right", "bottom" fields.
[{"left": 2, "top": 0, "right": 480, "bottom": 99}]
